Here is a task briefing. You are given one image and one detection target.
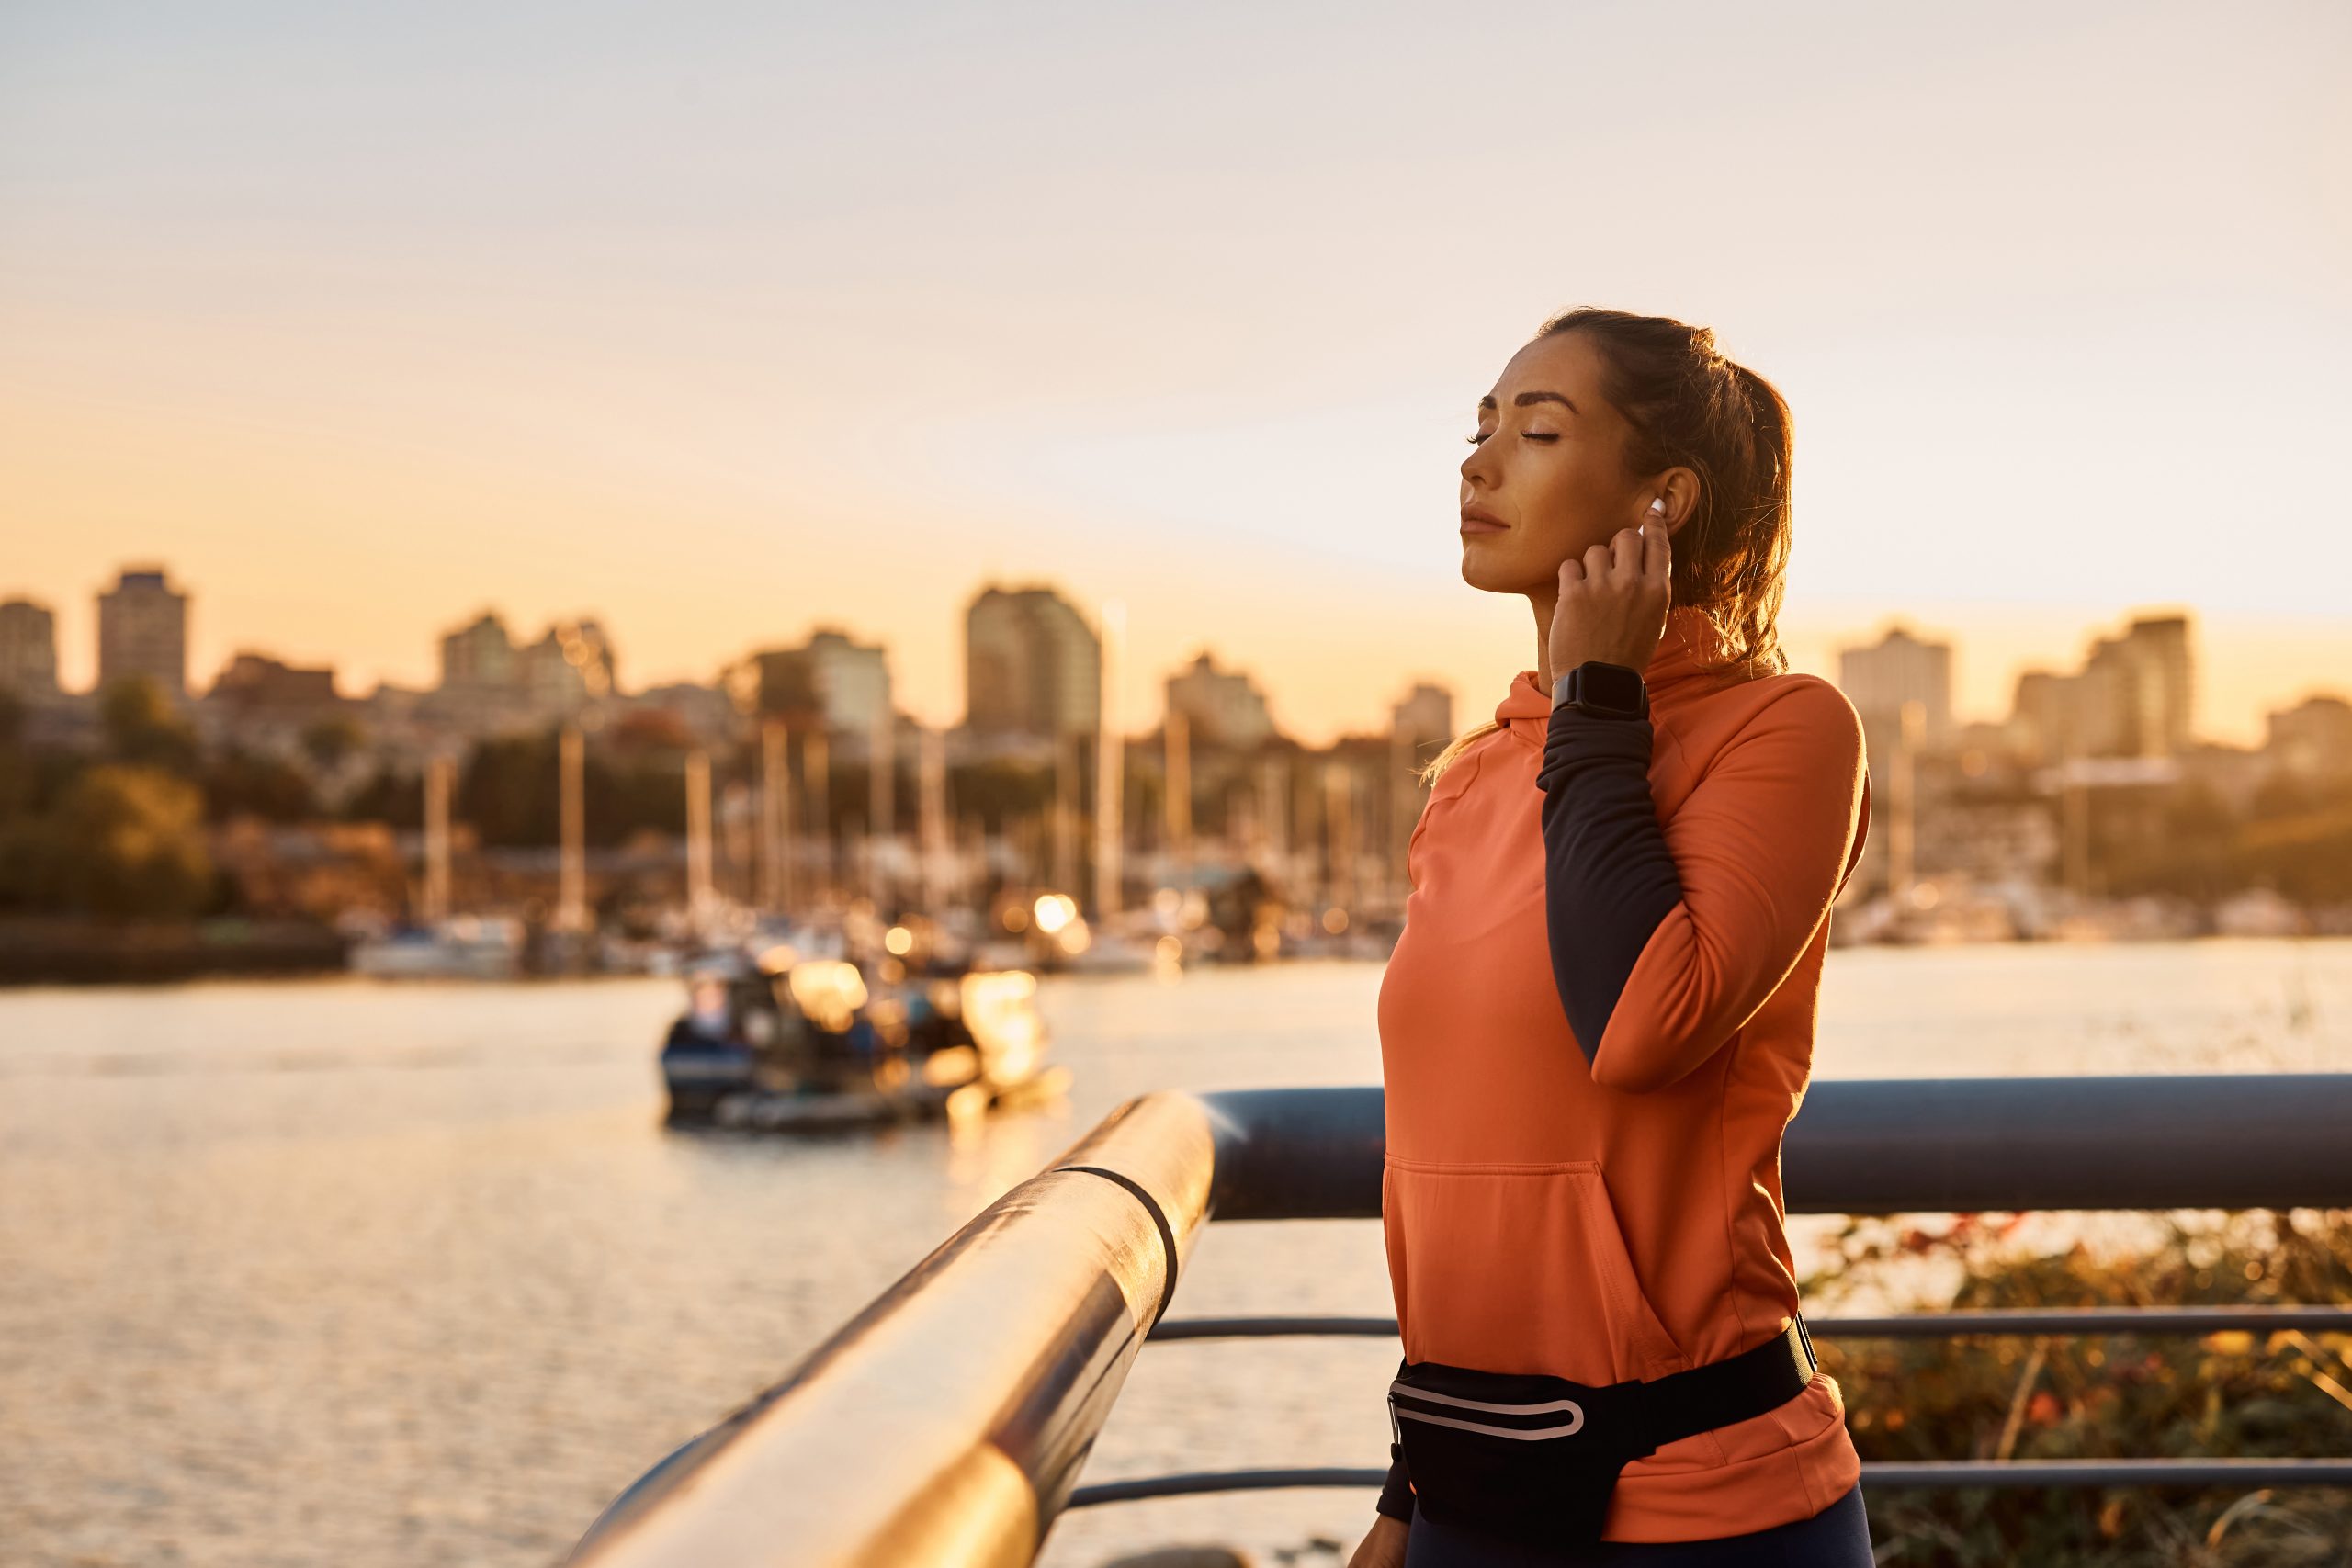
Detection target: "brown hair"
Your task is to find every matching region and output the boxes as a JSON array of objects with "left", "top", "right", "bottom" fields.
[{"left": 1418, "top": 307, "right": 1795, "bottom": 785}]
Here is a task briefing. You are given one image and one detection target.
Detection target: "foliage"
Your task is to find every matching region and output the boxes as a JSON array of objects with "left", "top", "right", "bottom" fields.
[
  {"left": 0, "top": 764, "right": 217, "bottom": 919},
  {"left": 98, "top": 676, "right": 198, "bottom": 773},
  {"left": 300, "top": 714, "right": 368, "bottom": 772},
  {"left": 338, "top": 762, "right": 425, "bottom": 829},
  {"left": 1807, "top": 1211, "right": 2352, "bottom": 1565},
  {"left": 201, "top": 749, "right": 319, "bottom": 823},
  {"left": 2098, "top": 775, "right": 2352, "bottom": 906},
  {"left": 457, "top": 729, "right": 686, "bottom": 846}
]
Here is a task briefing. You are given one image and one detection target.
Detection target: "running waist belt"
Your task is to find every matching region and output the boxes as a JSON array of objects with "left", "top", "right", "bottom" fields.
[{"left": 1386, "top": 1315, "right": 1820, "bottom": 1550}]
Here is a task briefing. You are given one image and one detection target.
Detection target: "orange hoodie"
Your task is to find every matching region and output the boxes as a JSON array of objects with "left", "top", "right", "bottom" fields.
[{"left": 1377, "top": 608, "right": 1870, "bottom": 1541}]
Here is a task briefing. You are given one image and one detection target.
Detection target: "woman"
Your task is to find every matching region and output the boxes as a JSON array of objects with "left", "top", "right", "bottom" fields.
[{"left": 1349, "top": 309, "right": 1873, "bottom": 1566}]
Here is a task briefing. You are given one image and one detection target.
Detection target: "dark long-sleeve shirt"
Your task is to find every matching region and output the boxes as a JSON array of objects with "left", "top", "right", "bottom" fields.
[{"left": 1534, "top": 702, "right": 1684, "bottom": 1055}]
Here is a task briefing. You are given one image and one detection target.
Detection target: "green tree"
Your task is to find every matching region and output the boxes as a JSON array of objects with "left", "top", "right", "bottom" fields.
[
  {"left": 202, "top": 749, "right": 318, "bottom": 823},
  {"left": 456, "top": 730, "right": 687, "bottom": 848},
  {"left": 300, "top": 714, "right": 367, "bottom": 773},
  {"left": 0, "top": 684, "right": 31, "bottom": 819},
  {"left": 339, "top": 763, "right": 424, "bottom": 829},
  {"left": 100, "top": 678, "right": 198, "bottom": 773},
  {"left": 3, "top": 765, "right": 215, "bottom": 919}
]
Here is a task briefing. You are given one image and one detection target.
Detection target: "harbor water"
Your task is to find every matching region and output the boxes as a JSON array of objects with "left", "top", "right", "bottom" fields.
[{"left": 4, "top": 941, "right": 2350, "bottom": 1567}]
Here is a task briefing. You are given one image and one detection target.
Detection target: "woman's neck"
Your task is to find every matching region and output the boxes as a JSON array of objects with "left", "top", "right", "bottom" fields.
[{"left": 1528, "top": 586, "right": 1562, "bottom": 690}]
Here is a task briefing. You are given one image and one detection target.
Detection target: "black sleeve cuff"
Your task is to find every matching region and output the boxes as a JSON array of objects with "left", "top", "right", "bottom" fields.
[
  {"left": 1374, "top": 1448, "right": 1414, "bottom": 1521},
  {"left": 1536, "top": 705, "right": 1683, "bottom": 1060}
]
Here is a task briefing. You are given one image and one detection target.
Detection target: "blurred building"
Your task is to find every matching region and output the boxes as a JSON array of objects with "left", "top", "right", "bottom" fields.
[
  {"left": 964, "top": 583, "right": 1100, "bottom": 741},
  {"left": 209, "top": 652, "right": 338, "bottom": 713},
  {"left": 1164, "top": 650, "right": 1274, "bottom": 750},
  {"left": 0, "top": 596, "right": 60, "bottom": 699},
  {"left": 514, "top": 619, "right": 617, "bottom": 714},
  {"left": 2008, "top": 668, "right": 2075, "bottom": 764},
  {"left": 1390, "top": 683, "right": 1454, "bottom": 757},
  {"left": 804, "top": 628, "right": 891, "bottom": 736},
  {"left": 2009, "top": 613, "right": 2196, "bottom": 764},
  {"left": 1838, "top": 624, "right": 1953, "bottom": 750},
  {"left": 623, "top": 682, "right": 739, "bottom": 749},
  {"left": 195, "top": 652, "right": 350, "bottom": 770},
  {"left": 2080, "top": 615, "right": 2192, "bottom": 759},
  {"left": 2266, "top": 694, "right": 2352, "bottom": 781},
  {"left": 726, "top": 627, "right": 893, "bottom": 749},
  {"left": 97, "top": 566, "right": 188, "bottom": 699},
  {"left": 431, "top": 609, "right": 615, "bottom": 735},
  {"left": 439, "top": 611, "right": 515, "bottom": 690}
]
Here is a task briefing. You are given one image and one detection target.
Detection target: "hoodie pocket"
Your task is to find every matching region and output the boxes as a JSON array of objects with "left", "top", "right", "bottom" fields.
[{"left": 1384, "top": 1156, "right": 1687, "bottom": 1386}]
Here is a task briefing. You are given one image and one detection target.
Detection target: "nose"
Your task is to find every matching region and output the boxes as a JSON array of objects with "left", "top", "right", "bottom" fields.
[{"left": 1460, "top": 440, "right": 1493, "bottom": 492}]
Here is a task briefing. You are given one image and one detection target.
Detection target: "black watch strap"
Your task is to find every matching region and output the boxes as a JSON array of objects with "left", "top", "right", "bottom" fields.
[{"left": 1553, "top": 661, "right": 1649, "bottom": 720}]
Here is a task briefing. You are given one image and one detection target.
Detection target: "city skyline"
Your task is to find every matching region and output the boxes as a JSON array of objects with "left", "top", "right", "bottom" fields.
[{"left": 4, "top": 561, "right": 2346, "bottom": 754}]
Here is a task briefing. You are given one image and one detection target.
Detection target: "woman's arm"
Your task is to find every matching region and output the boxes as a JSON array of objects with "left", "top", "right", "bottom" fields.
[{"left": 1537, "top": 677, "right": 1866, "bottom": 1092}]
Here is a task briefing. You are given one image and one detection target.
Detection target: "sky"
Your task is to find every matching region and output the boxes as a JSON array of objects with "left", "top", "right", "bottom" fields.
[{"left": 3, "top": 0, "right": 2347, "bottom": 745}]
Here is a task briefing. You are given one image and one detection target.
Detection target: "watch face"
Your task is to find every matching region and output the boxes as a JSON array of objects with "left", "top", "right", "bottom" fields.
[{"left": 1579, "top": 662, "right": 1646, "bottom": 716}]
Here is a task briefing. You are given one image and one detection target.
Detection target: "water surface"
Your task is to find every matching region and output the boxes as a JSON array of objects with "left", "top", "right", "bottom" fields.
[{"left": 2, "top": 941, "right": 2346, "bottom": 1566}]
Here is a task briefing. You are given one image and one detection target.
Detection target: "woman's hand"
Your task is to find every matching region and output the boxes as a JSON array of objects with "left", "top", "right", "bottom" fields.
[
  {"left": 1547, "top": 521, "right": 1671, "bottom": 676},
  {"left": 1346, "top": 1515, "right": 1409, "bottom": 1568}
]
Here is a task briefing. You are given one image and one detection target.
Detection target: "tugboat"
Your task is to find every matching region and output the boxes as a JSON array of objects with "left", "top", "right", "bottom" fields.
[{"left": 658, "top": 937, "right": 1065, "bottom": 1133}]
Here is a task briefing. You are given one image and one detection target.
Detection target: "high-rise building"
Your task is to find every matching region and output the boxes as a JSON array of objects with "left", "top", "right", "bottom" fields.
[
  {"left": 2266, "top": 694, "right": 2352, "bottom": 781},
  {"left": 804, "top": 628, "right": 892, "bottom": 737},
  {"left": 439, "top": 611, "right": 515, "bottom": 691},
  {"left": 964, "top": 583, "right": 1102, "bottom": 739},
  {"left": 1389, "top": 683, "right": 1454, "bottom": 757},
  {"left": 727, "top": 628, "right": 892, "bottom": 739},
  {"left": 2009, "top": 669, "right": 2076, "bottom": 763},
  {"left": 433, "top": 610, "right": 615, "bottom": 733},
  {"left": 1164, "top": 650, "right": 1274, "bottom": 750},
  {"left": 2075, "top": 614, "right": 2194, "bottom": 760},
  {"left": 514, "top": 619, "right": 617, "bottom": 716},
  {"left": 0, "top": 597, "right": 60, "bottom": 698},
  {"left": 2009, "top": 613, "right": 2196, "bottom": 764},
  {"left": 96, "top": 567, "right": 188, "bottom": 698},
  {"left": 2123, "top": 614, "right": 2193, "bottom": 757},
  {"left": 1837, "top": 625, "right": 1953, "bottom": 750}
]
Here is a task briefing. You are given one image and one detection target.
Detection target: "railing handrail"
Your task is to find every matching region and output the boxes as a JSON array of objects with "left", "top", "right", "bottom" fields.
[
  {"left": 569, "top": 1075, "right": 2352, "bottom": 1566},
  {"left": 1147, "top": 1305, "right": 2352, "bottom": 1340}
]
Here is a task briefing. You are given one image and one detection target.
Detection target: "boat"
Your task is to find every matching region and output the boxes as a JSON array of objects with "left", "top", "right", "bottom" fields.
[
  {"left": 349, "top": 914, "right": 525, "bottom": 979},
  {"left": 658, "top": 944, "right": 1065, "bottom": 1132}
]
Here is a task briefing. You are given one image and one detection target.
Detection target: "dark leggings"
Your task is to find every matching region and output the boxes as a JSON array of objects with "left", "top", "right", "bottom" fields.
[{"left": 1401, "top": 1484, "right": 1872, "bottom": 1568}]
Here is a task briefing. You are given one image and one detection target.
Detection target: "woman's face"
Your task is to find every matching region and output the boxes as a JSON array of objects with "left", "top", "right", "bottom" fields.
[{"left": 1459, "top": 330, "right": 1658, "bottom": 593}]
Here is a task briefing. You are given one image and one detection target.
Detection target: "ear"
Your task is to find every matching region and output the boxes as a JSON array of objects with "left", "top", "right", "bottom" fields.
[{"left": 1650, "top": 468, "right": 1701, "bottom": 536}]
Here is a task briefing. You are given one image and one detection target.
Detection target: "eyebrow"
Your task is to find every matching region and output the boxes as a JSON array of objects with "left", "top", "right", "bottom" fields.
[{"left": 1477, "top": 390, "right": 1579, "bottom": 414}]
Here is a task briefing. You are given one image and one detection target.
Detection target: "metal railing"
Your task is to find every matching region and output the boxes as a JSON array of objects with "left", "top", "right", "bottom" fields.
[{"left": 567, "top": 1076, "right": 2352, "bottom": 1566}]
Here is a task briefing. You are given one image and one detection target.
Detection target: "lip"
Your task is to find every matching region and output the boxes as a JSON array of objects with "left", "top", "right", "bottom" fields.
[{"left": 1459, "top": 506, "right": 1510, "bottom": 534}]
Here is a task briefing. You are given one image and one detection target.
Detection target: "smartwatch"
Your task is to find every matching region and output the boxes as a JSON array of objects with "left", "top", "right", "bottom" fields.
[{"left": 1552, "top": 661, "right": 1649, "bottom": 720}]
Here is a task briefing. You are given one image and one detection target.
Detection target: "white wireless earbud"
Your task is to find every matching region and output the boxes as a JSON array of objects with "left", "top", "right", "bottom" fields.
[{"left": 1648, "top": 497, "right": 1667, "bottom": 516}]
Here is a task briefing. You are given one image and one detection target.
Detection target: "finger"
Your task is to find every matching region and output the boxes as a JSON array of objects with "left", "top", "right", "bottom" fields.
[
  {"left": 1558, "top": 556, "right": 1585, "bottom": 586},
  {"left": 1610, "top": 526, "right": 1643, "bottom": 578},
  {"left": 1583, "top": 542, "right": 1613, "bottom": 581},
  {"left": 1642, "top": 519, "right": 1671, "bottom": 582}
]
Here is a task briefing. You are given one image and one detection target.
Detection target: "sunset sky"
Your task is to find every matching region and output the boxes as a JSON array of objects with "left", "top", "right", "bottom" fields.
[{"left": 3, "top": 1, "right": 2346, "bottom": 745}]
